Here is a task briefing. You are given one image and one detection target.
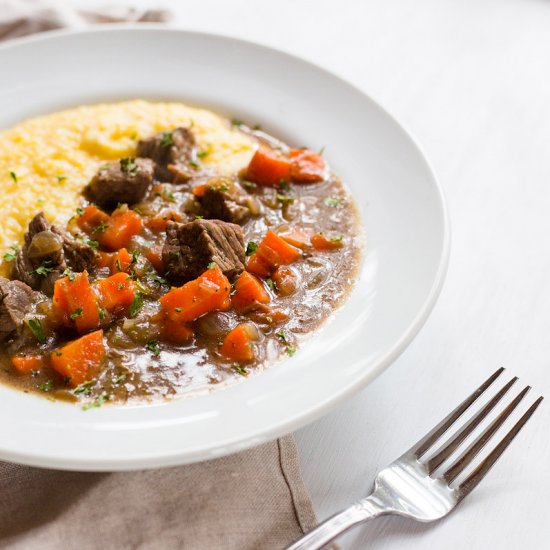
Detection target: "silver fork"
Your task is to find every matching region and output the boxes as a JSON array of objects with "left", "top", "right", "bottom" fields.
[{"left": 286, "top": 368, "right": 542, "bottom": 550}]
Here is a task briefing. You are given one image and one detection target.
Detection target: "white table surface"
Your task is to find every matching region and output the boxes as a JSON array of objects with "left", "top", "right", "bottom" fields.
[{"left": 86, "top": 0, "right": 549, "bottom": 548}]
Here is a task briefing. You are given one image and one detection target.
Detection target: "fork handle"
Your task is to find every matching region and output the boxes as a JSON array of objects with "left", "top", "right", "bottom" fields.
[{"left": 285, "top": 495, "right": 386, "bottom": 550}]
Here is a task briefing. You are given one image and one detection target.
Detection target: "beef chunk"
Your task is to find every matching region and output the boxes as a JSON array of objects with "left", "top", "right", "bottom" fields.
[
  {"left": 0, "top": 277, "right": 37, "bottom": 342},
  {"left": 163, "top": 219, "right": 245, "bottom": 283},
  {"left": 12, "top": 213, "right": 96, "bottom": 295},
  {"left": 137, "top": 127, "right": 196, "bottom": 182},
  {"left": 199, "top": 187, "right": 251, "bottom": 225},
  {"left": 86, "top": 157, "right": 154, "bottom": 208}
]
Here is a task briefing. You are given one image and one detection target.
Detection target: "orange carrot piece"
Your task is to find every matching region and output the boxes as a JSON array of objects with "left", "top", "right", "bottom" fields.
[
  {"left": 77, "top": 204, "right": 110, "bottom": 233},
  {"left": 97, "top": 208, "right": 143, "bottom": 251},
  {"left": 96, "top": 251, "right": 114, "bottom": 270},
  {"left": 145, "top": 245, "right": 164, "bottom": 273},
  {"left": 247, "top": 230, "right": 301, "bottom": 277},
  {"left": 96, "top": 272, "right": 136, "bottom": 314},
  {"left": 311, "top": 233, "right": 344, "bottom": 250},
  {"left": 160, "top": 318, "right": 193, "bottom": 344},
  {"left": 245, "top": 148, "right": 292, "bottom": 187},
  {"left": 278, "top": 228, "right": 312, "bottom": 250},
  {"left": 289, "top": 149, "right": 327, "bottom": 183},
  {"left": 112, "top": 248, "right": 133, "bottom": 273},
  {"left": 219, "top": 325, "right": 254, "bottom": 362},
  {"left": 50, "top": 330, "right": 105, "bottom": 387},
  {"left": 160, "top": 265, "right": 231, "bottom": 322},
  {"left": 53, "top": 271, "right": 100, "bottom": 334},
  {"left": 146, "top": 211, "right": 184, "bottom": 233},
  {"left": 272, "top": 266, "right": 298, "bottom": 296},
  {"left": 11, "top": 355, "right": 45, "bottom": 375},
  {"left": 231, "top": 271, "right": 270, "bottom": 310}
]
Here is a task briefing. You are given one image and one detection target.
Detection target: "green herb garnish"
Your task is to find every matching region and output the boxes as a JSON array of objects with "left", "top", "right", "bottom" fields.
[
  {"left": 91, "top": 222, "right": 109, "bottom": 235},
  {"left": 70, "top": 308, "right": 83, "bottom": 320},
  {"left": 276, "top": 193, "right": 295, "bottom": 205},
  {"left": 189, "top": 160, "right": 200, "bottom": 170},
  {"left": 57, "top": 176, "right": 67, "bottom": 183},
  {"left": 246, "top": 241, "right": 258, "bottom": 256},
  {"left": 76, "top": 207, "right": 84, "bottom": 216},
  {"left": 28, "top": 318, "right": 46, "bottom": 343},
  {"left": 286, "top": 345, "right": 296, "bottom": 356},
  {"left": 63, "top": 267, "right": 76, "bottom": 281},
  {"left": 146, "top": 340, "right": 161, "bottom": 356},
  {"left": 115, "top": 373, "right": 127, "bottom": 384},
  {"left": 120, "top": 157, "right": 139, "bottom": 176},
  {"left": 3, "top": 245, "right": 18, "bottom": 262},
  {"left": 266, "top": 278, "right": 276, "bottom": 291},
  {"left": 231, "top": 118, "right": 244, "bottom": 127},
  {"left": 207, "top": 262, "right": 216, "bottom": 269},
  {"left": 73, "top": 380, "right": 95, "bottom": 396},
  {"left": 324, "top": 197, "right": 341, "bottom": 207},
  {"left": 9, "top": 171, "right": 17, "bottom": 183},
  {"left": 129, "top": 291, "right": 144, "bottom": 318},
  {"left": 87, "top": 239, "right": 99, "bottom": 250},
  {"left": 39, "top": 380, "right": 53, "bottom": 392},
  {"left": 197, "top": 145, "right": 212, "bottom": 159},
  {"left": 232, "top": 364, "right": 248, "bottom": 377},
  {"left": 31, "top": 260, "right": 53, "bottom": 277},
  {"left": 160, "top": 132, "right": 173, "bottom": 148},
  {"left": 82, "top": 392, "right": 110, "bottom": 411}
]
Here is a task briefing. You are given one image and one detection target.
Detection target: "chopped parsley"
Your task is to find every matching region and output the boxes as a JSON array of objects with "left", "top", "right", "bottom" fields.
[
  {"left": 9, "top": 171, "right": 17, "bottom": 183},
  {"left": 63, "top": 267, "right": 76, "bottom": 281},
  {"left": 3, "top": 245, "right": 18, "bottom": 262},
  {"left": 276, "top": 193, "right": 294, "bottom": 205},
  {"left": 87, "top": 239, "right": 99, "bottom": 250},
  {"left": 324, "top": 197, "right": 341, "bottom": 207},
  {"left": 31, "top": 260, "right": 54, "bottom": 277},
  {"left": 115, "top": 373, "right": 127, "bottom": 384},
  {"left": 276, "top": 330, "right": 288, "bottom": 344},
  {"left": 160, "top": 132, "right": 173, "bottom": 148},
  {"left": 98, "top": 306, "right": 107, "bottom": 319},
  {"left": 146, "top": 340, "right": 161, "bottom": 356},
  {"left": 195, "top": 215, "right": 204, "bottom": 219},
  {"left": 189, "top": 160, "right": 200, "bottom": 170},
  {"left": 70, "top": 308, "right": 83, "bottom": 320},
  {"left": 73, "top": 380, "right": 95, "bottom": 396},
  {"left": 76, "top": 207, "right": 84, "bottom": 216},
  {"left": 207, "top": 262, "right": 216, "bottom": 269},
  {"left": 232, "top": 364, "right": 248, "bottom": 377},
  {"left": 246, "top": 241, "right": 258, "bottom": 256},
  {"left": 278, "top": 179, "right": 289, "bottom": 191},
  {"left": 148, "top": 273, "right": 168, "bottom": 287},
  {"left": 120, "top": 157, "right": 139, "bottom": 176},
  {"left": 131, "top": 250, "right": 141, "bottom": 265},
  {"left": 117, "top": 282, "right": 124, "bottom": 290},
  {"left": 164, "top": 191, "right": 176, "bottom": 202},
  {"left": 197, "top": 145, "right": 212, "bottom": 159},
  {"left": 286, "top": 345, "right": 297, "bottom": 356},
  {"left": 241, "top": 180, "right": 257, "bottom": 190},
  {"left": 91, "top": 222, "right": 109, "bottom": 235},
  {"left": 331, "top": 235, "right": 343, "bottom": 243},
  {"left": 82, "top": 392, "right": 110, "bottom": 411},
  {"left": 231, "top": 118, "right": 244, "bottom": 127},
  {"left": 266, "top": 278, "right": 276, "bottom": 291},
  {"left": 57, "top": 176, "right": 67, "bottom": 183},
  {"left": 28, "top": 318, "right": 46, "bottom": 343},
  {"left": 129, "top": 291, "right": 144, "bottom": 318},
  {"left": 39, "top": 380, "right": 53, "bottom": 392}
]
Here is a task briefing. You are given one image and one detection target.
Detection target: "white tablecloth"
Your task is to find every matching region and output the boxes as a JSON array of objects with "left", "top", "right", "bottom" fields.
[{"left": 78, "top": 1, "right": 550, "bottom": 548}]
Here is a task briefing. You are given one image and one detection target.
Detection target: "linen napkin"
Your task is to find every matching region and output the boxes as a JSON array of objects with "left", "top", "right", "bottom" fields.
[{"left": 0, "top": 3, "right": 319, "bottom": 549}]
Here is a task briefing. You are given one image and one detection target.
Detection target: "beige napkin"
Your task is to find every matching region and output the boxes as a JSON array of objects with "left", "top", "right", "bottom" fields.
[{"left": 0, "top": 3, "right": 319, "bottom": 549}]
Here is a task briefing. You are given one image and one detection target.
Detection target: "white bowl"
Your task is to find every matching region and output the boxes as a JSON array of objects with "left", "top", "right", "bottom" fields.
[{"left": 0, "top": 27, "right": 449, "bottom": 470}]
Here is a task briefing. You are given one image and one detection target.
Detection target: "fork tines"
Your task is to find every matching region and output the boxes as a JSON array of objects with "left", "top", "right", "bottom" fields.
[{"left": 411, "top": 368, "right": 543, "bottom": 498}]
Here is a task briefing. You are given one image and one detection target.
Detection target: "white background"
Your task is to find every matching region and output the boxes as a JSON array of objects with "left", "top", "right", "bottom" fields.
[{"left": 85, "top": 1, "right": 550, "bottom": 548}]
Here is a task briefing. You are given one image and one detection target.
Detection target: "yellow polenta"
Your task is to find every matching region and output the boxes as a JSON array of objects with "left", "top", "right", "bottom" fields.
[{"left": 0, "top": 100, "right": 256, "bottom": 275}]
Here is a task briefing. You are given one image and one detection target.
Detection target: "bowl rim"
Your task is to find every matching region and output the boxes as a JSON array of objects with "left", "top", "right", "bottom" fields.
[{"left": 0, "top": 26, "right": 450, "bottom": 470}]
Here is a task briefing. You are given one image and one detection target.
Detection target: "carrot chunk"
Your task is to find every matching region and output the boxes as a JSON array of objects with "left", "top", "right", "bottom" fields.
[
  {"left": 247, "top": 230, "right": 301, "bottom": 277},
  {"left": 50, "top": 330, "right": 105, "bottom": 387},
  {"left": 160, "top": 318, "right": 193, "bottom": 344},
  {"left": 160, "top": 265, "right": 231, "bottom": 322},
  {"left": 96, "top": 272, "right": 136, "bottom": 315},
  {"left": 111, "top": 248, "right": 133, "bottom": 273},
  {"left": 311, "top": 233, "right": 344, "bottom": 250},
  {"left": 277, "top": 228, "right": 312, "bottom": 250},
  {"left": 97, "top": 208, "right": 143, "bottom": 251},
  {"left": 146, "top": 211, "right": 184, "bottom": 233},
  {"left": 231, "top": 271, "right": 270, "bottom": 310},
  {"left": 11, "top": 355, "right": 45, "bottom": 375},
  {"left": 289, "top": 149, "right": 327, "bottom": 183},
  {"left": 245, "top": 148, "right": 292, "bottom": 187},
  {"left": 77, "top": 204, "right": 110, "bottom": 233},
  {"left": 145, "top": 245, "right": 164, "bottom": 273},
  {"left": 219, "top": 325, "right": 254, "bottom": 362},
  {"left": 53, "top": 271, "right": 100, "bottom": 334}
]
